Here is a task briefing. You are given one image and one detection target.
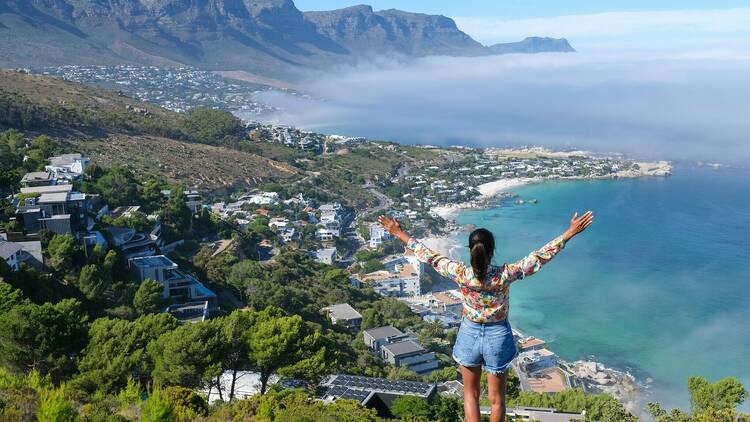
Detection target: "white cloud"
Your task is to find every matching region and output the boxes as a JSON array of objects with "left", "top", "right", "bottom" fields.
[
  {"left": 255, "top": 49, "right": 750, "bottom": 164},
  {"left": 453, "top": 8, "right": 750, "bottom": 45}
]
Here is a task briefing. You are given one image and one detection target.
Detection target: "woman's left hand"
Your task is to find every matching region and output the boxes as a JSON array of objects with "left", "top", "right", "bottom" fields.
[{"left": 563, "top": 210, "right": 594, "bottom": 242}]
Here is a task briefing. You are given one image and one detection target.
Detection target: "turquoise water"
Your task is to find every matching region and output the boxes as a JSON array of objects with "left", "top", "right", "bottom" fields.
[{"left": 453, "top": 165, "right": 750, "bottom": 410}]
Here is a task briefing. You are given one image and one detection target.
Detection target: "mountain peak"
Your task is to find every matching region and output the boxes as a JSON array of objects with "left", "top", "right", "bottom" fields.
[{"left": 488, "top": 37, "right": 576, "bottom": 54}]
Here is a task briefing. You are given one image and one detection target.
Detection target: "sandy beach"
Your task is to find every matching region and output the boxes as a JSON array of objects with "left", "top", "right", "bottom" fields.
[{"left": 431, "top": 177, "right": 537, "bottom": 220}]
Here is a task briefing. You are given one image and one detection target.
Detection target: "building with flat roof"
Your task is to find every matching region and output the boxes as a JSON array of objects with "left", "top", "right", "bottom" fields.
[
  {"left": 314, "top": 247, "right": 336, "bottom": 265},
  {"left": 19, "top": 184, "right": 73, "bottom": 195},
  {"left": 322, "top": 303, "right": 362, "bottom": 331},
  {"left": 45, "top": 153, "right": 89, "bottom": 182},
  {"left": 319, "top": 374, "right": 435, "bottom": 418},
  {"left": 363, "top": 326, "right": 438, "bottom": 374},
  {"left": 129, "top": 255, "right": 217, "bottom": 309},
  {"left": 519, "top": 337, "right": 547, "bottom": 352},
  {"left": 380, "top": 339, "right": 439, "bottom": 374},
  {"left": 369, "top": 222, "right": 391, "bottom": 249},
  {"left": 363, "top": 326, "right": 406, "bottom": 351},
  {"left": 20, "top": 171, "right": 54, "bottom": 187}
]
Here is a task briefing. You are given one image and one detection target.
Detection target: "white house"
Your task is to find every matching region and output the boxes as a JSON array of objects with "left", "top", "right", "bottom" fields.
[
  {"left": 369, "top": 222, "right": 391, "bottom": 249},
  {"left": 45, "top": 153, "right": 89, "bottom": 182},
  {"left": 316, "top": 228, "right": 338, "bottom": 241}
]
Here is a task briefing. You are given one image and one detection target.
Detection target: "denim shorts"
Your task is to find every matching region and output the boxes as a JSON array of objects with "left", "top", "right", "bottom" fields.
[{"left": 452, "top": 317, "right": 518, "bottom": 375}]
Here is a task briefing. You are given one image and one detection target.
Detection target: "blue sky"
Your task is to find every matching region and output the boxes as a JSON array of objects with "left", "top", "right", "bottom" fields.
[{"left": 295, "top": 1, "right": 750, "bottom": 47}]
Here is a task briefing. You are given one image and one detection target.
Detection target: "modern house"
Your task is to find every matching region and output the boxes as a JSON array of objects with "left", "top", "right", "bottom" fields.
[
  {"left": 316, "top": 228, "right": 338, "bottom": 241},
  {"left": 184, "top": 190, "right": 203, "bottom": 213},
  {"left": 20, "top": 171, "right": 54, "bottom": 187},
  {"left": 314, "top": 247, "right": 337, "bottom": 265},
  {"left": 319, "top": 374, "right": 436, "bottom": 419},
  {"left": 45, "top": 153, "right": 89, "bottom": 182},
  {"left": 369, "top": 222, "right": 391, "bottom": 249},
  {"left": 363, "top": 326, "right": 408, "bottom": 352},
  {"left": 15, "top": 190, "right": 90, "bottom": 234},
  {"left": 322, "top": 303, "right": 363, "bottom": 331},
  {"left": 518, "top": 348, "right": 558, "bottom": 373},
  {"left": 363, "top": 326, "right": 439, "bottom": 374},
  {"left": 128, "top": 255, "right": 217, "bottom": 309},
  {"left": 380, "top": 339, "right": 439, "bottom": 374},
  {"left": 106, "top": 225, "right": 160, "bottom": 260}
]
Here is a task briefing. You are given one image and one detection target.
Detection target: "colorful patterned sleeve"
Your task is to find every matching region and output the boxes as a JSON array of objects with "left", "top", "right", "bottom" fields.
[
  {"left": 504, "top": 235, "right": 566, "bottom": 282},
  {"left": 406, "top": 238, "right": 467, "bottom": 281}
]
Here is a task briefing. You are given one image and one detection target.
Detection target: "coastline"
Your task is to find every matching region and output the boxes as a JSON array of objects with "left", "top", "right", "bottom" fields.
[
  {"left": 423, "top": 174, "right": 649, "bottom": 410},
  {"left": 431, "top": 177, "right": 538, "bottom": 220}
]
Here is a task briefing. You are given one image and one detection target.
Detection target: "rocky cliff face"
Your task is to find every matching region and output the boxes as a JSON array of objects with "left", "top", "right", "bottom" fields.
[
  {"left": 0, "top": 1, "right": 574, "bottom": 80},
  {"left": 304, "top": 5, "right": 486, "bottom": 56}
]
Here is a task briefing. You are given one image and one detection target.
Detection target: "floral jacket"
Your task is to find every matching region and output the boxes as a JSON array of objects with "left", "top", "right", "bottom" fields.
[{"left": 406, "top": 236, "right": 566, "bottom": 322}]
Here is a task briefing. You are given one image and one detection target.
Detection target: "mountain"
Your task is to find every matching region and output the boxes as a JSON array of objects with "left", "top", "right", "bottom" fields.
[
  {"left": 488, "top": 37, "right": 576, "bottom": 54},
  {"left": 303, "top": 5, "right": 487, "bottom": 57},
  {"left": 0, "top": 1, "right": 574, "bottom": 81}
]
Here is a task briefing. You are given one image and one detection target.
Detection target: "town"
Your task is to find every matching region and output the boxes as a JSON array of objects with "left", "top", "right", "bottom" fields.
[
  {"left": 32, "top": 65, "right": 284, "bottom": 115},
  {"left": 1, "top": 124, "right": 664, "bottom": 420}
]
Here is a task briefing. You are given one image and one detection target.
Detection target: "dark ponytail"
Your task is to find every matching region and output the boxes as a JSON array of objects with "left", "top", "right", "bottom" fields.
[{"left": 469, "top": 228, "right": 495, "bottom": 281}]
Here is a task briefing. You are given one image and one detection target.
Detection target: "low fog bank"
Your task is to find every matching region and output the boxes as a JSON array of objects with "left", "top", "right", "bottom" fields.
[{"left": 258, "top": 49, "right": 750, "bottom": 163}]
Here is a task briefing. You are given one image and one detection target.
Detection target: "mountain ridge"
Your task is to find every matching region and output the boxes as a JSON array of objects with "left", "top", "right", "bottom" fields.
[{"left": 0, "top": 0, "right": 575, "bottom": 82}]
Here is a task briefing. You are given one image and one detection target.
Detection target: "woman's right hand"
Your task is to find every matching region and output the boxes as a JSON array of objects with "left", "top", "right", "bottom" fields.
[
  {"left": 562, "top": 210, "right": 594, "bottom": 242},
  {"left": 378, "top": 215, "right": 402, "bottom": 235}
]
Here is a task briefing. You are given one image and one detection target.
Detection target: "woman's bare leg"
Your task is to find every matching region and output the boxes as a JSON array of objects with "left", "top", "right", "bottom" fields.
[
  {"left": 460, "top": 365, "right": 483, "bottom": 422},
  {"left": 487, "top": 370, "right": 508, "bottom": 422}
]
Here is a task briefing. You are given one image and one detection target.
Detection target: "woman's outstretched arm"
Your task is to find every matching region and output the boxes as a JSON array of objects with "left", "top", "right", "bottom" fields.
[
  {"left": 506, "top": 210, "right": 594, "bottom": 282},
  {"left": 377, "top": 215, "right": 467, "bottom": 280}
]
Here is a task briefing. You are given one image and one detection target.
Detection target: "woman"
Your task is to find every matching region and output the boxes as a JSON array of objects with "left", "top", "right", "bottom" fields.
[{"left": 377, "top": 211, "right": 594, "bottom": 422}]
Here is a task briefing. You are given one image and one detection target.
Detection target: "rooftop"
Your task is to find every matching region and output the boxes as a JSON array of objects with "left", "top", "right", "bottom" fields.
[
  {"left": 322, "top": 303, "right": 362, "bottom": 321},
  {"left": 130, "top": 255, "right": 177, "bottom": 269},
  {"left": 363, "top": 326, "right": 403, "bottom": 339},
  {"left": 0, "top": 240, "right": 23, "bottom": 259},
  {"left": 381, "top": 339, "right": 425, "bottom": 356},
  {"left": 21, "top": 171, "right": 52, "bottom": 182},
  {"left": 48, "top": 153, "right": 83, "bottom": 166},
  {"left": 321, "top": 374, "right": 434, "bottom": 398},
  {"left": 38, "top": 192, "right": 69, "bottom": 203},
  {"left": 20, "top": 184, "right": 73, "bottom": 194},
  {"left": 519, "top": 337, "right": 547, "bottom": 350}
]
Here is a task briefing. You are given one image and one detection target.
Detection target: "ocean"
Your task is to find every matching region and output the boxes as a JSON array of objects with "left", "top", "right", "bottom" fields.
[{"left": 451, "top": 164, "right": 750, "bottom": 410}]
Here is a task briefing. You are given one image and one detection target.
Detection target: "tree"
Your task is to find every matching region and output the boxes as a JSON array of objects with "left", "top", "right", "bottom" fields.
[
  {"left": 162, "top": 386, "right": 209, "bottom": 421},
  {"left": 148, "top": 322, "right": 224, "bottom": 389},
  {"left": 75, "top": 314, "right": 179, "bottom": 394},
  {"left": 182, "top": 107, "right": 244, "bottom": 145},
  {"left": 160, "top": 188, "right": 192, "bottom": 239},
  {"left": 133, "top": 280, "right": 165, "bottom": 315},
  {"left": 688, "top": 376, "right": 748, "bottom": 414},
  {"left": 78, "top": 264, "right": 104, "bottom": 300},
  {"left": 361, "top": 309, "right": 385, "bottom": 330},
  {"left": 93, "top": 167, "right": 139, "bottom": 208},
  {"left": 246, "top": 307, "right": 333, "bottom": 394},
  {"left": 391, "top": 395, "right": 431, "bottom": 420},
  {"left": 141, "top": 388, "right": 174, "bottom": 422},
  {"left": 0, "top": 299, "right": 88, "bottom": 381},
  {"left": 37, "top": 386, "right": 77, "bottom": 422},
  {"left": 47, "top": 234, "right": 79, "bottom": 275},
  {"left": 0, "top": 283, "right": 26, "bottom": 313},
  {"left": 214, "top": 311, "right": 253, "bottom": 402},
  {"left": 430, "top": 395, "right": 463, "bottom": 422}
]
